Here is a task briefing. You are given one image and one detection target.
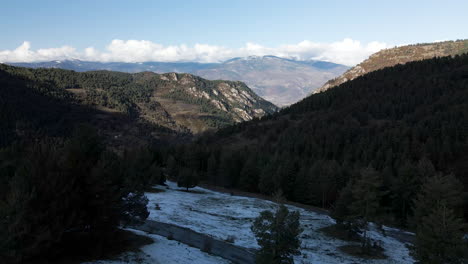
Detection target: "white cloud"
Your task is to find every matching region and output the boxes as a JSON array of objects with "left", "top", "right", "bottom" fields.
[
  {"left": 0, "top": 41, "right": 78, "bottom": 63},
  {"left": 0, "top": 39, "right": 391, "bottom": 66}
]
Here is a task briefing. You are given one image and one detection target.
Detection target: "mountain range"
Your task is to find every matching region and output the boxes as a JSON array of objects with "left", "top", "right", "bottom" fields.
[{"left": 10, "top": 56, "right": 348, "bottom": 106}]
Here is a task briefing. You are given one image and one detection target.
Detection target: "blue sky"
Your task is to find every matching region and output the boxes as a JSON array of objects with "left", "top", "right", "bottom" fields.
[{"left": 1, "top": 0, "right": 467, "bottom": 64}]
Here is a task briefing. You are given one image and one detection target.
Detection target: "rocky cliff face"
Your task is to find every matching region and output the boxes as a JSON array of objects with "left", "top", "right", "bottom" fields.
[
  {"left": 148, "top": 72, "right": 278, "bottom": 132},
  {"left": 317, "top": 39, "right": 468, "bottom": 93}
]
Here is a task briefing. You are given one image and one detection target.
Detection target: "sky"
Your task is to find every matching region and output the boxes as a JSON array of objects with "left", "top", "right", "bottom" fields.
[{"left": 1, "top": 0, "right": 467, "bottom": 65}]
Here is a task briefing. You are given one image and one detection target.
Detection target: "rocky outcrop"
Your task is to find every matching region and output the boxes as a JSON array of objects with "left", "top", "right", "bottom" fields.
[{"left": 154, "top": 73, "right": 278, "bottom": 127}]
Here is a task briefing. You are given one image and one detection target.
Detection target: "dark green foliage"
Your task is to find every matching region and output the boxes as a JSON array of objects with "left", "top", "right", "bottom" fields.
[
  {"left": 258, "top": 161, "right": 277, "bottom": 195},
  {"left": 0, "top": 64, "right": 275, "bottom": 136},
  {"left": 166, "top": 154, "right": 178, "bottom": 178},
  {"left": 413, "top": 174, "right": 466, "bottom": 263},
  {"left": 167, "top": 54, "right": 468, "bottom": 227},
  {"left": 251, "top": 205, "right": 302, "bottom": 264},
  {"left": 239, "top": 154, "right": 260, "bottom": 192},
  {"left": 0, "top": 126, "right": 152, "bottom": 262},
  {"left": 120, "top": 192, "right": 150, "bottom": 226},
  {"left": 330, "top": 168, "right": 386, "bottom": 251},
  {"left": 350, "top": 167, "right": 384, "bottom": 223},
  {"left": 412, "top": 174, "right": 465, "bottom": 227},
  {"left": 348, "top": 168, "right": 385, "bottom": 250},
  {"left": 177, "top": 168, "right": 199, "bottom": 191},
  {"left": 415, "top": 204, "right": 466, "bottom": 264},
  {"left": 0, "top": 64, "right": 173, "bottom": 150},
  {"left": 121, "top": 147, "right": 164, "bottom": 190},
  {"left": 331, "top": 183, "right": 360, "bottom": 239},
  {"left": 206, "top": 153, "right": 218, "bottom": 184}
]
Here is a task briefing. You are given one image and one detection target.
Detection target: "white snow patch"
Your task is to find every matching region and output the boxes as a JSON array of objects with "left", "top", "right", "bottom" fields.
[{"left": 145, "top": 181, "right": 415, "bottom": 264}]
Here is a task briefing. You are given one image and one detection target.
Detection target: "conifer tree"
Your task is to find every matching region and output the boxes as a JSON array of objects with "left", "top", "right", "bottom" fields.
[
  {"left": 391, "top": 161, "right": 420, "bottom": 226},
  {"left": 413, "top": 174, "right": 466, "bottom": 263},
  {"left": 251, "top": 205, "right": 302, "bottom": 264},
  {"left": 332, "top": 182, "right": 355, "bottom": 232},
  {"left": 166, "top": 155, "right": 178, "bottom": 178},
  {"left": 415, "top": 204, "right": 466, "bottom": 264},
  {"left": 258, "top": 161, "right": 277, "bottom": 195},
  {"left": 177, "top": 168, "right": 199, "bottom": 191},
  {"left": 412, "top": 174, "right": 464, "bottom": 227},
  {"left": 239, "top": 153, "right": 259, "bottom": 192},
  {"left": 349, "top": 167, "right": 384, "bottom": 248},
  {"left": 292, "top": 166, "right": 313, "bottom": 204},
  {"left": 351, "top": 167, "right": 383, "bottom": 221},
  {"left": 206, "top": 153, "right": 218, "bottom": 184}
]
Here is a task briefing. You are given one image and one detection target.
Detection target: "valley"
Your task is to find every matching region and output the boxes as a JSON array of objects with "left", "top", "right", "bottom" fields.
[{"left": 1, "top": 3, "right": 468, "bottom": 262}]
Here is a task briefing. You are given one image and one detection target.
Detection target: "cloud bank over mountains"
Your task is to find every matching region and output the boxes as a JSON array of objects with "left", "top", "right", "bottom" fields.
[{"left": 0, "top": 38, "right": 389, "bottom": 66}]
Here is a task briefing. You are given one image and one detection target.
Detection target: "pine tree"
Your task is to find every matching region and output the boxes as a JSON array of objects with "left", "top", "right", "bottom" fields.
[
  {"left": 351, "top": 167, "right": 383, "bottom": 221},
  {"left": 273, "top": 159, "right": 296, "bottom": 199},
  {"left": 349, "top": 167, "right": 384, "bottom": 249},
  {"left": 391, "top": 161, "right": 420, "bottom": 226},
  {"left": 239, "top": 153, "right": 259, "bottom": 192},
  {"left": 292, "top": 166, "right": 313, "bottom": 204},
  {"left": 166, "top": 155, "right": 178, "bottom": 178},
  {"left": 206, "top": 153, "right": 218, "bottom": 184},
  {"left": 251, "top": 205, "right": 302, "bottom": 264},
  {"left": 412, "top": 174, "right": 464, "bottom": 227},
  {"left": 177, "top": 168, "right": 199, "bottom": 191},
  {"left": 258, "top": 161, "right": 277, "bottom": 195},
  {"left": 331, "top": 181, "right": 368, "bottom": 242},
  {"left": 415, "top": 204, "right": 466, "bottom": 264},
  {"left": 413, "top": 174, "right": 466, "bottom": 263}
]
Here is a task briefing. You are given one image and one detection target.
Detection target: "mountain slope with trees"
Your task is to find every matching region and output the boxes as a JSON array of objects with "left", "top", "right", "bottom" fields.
[
  {"left": 167, "top": 54, "right": 468, "bottom": 229},
  {"left": 317, "top": 39, "right": 468, "bottom": 93},
  {"left": 10, "top": 56, "right": 348, "bottom": 106},
  {"left": 0, "top": 64, "right": 277, "bottom": 138}
]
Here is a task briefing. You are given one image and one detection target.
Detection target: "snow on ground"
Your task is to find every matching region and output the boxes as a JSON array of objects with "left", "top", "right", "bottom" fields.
[
  {"left": 146, "top": 181, "right": 415, "bottom": 264},
  {"left": 83, "top": 228, "right": 230, "bottom": 264}
]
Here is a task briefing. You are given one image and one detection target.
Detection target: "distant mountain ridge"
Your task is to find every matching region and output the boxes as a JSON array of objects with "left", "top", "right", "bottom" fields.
[
  {"left": 10, "top": 56, "right": 348, "bottom": 106},
  {"left": 317, "top": 39, "right": 468, "bottom": 93}
]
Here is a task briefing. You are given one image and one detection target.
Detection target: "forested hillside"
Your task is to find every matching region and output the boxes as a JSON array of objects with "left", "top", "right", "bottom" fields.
[
  {"left": 318, "top": 39, "right": 468, "bottom": 92},
  {"left": 0, "top": 64, "right": 277, "bottom": 138},
  {"left": 167, "top": 54, "right": 468, "bottom": 227},
  {"left": 0, "top": 66, "right": 179, "bottom": 149}
]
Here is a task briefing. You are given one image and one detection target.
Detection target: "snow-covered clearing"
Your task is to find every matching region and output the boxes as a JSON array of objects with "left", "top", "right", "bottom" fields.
[
  {"left": 84, "top": 181, "right": 414, "bottom": 264},
  {"left": 144, "top": 181, "right": 415, "bottom": 264}
]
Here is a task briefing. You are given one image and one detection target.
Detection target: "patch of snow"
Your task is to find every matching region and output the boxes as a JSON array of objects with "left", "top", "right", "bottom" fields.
[{"left": 146, "top": 181, "right": 415, "bottom": 264}]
